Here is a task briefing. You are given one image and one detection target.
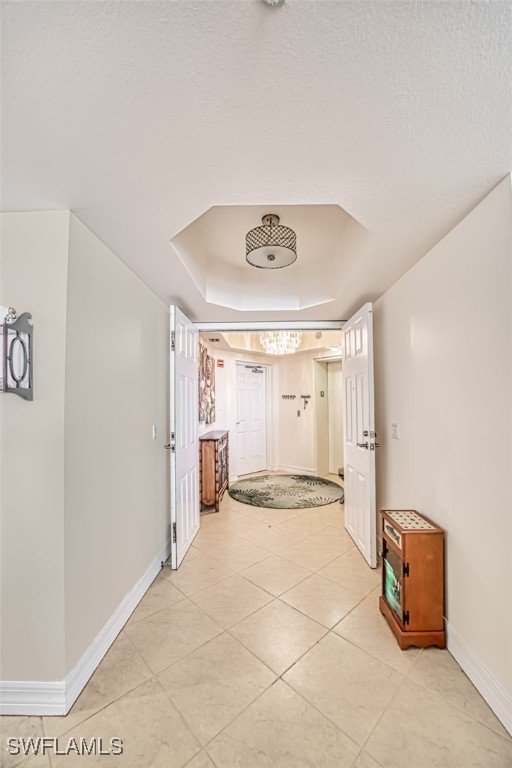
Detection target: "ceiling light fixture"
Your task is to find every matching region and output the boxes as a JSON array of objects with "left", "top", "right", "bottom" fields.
[
  {"left": 246, "top": 214, "right": 297, "bottom": 269},
  {"left": 259, "top": 331, "right": 302, "bottom": 356}
]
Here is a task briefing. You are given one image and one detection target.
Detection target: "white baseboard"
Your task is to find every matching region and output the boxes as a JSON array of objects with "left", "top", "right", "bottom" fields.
[
  {"left": 278, "top": 465, "right": 316, "bottom": 475},
  {"left": 0, "top": 538, "right": 172, "bottom": 716},
  {"left": 0, "top": 681, "right": 66, "bottom": 716},
  {"left": 446, "top": 620, "right": 512, "bottom": 736}
]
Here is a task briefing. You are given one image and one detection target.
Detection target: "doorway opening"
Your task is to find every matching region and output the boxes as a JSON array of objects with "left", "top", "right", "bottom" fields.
[
  {"left": 172, "top": 307, "right": 376, "bottom": 570},
  {"left": 314, "top": 357, "right": 344, "bottom": 479},
  {"left": 197, "top": 327, "right": 344, "bottom": 483}
]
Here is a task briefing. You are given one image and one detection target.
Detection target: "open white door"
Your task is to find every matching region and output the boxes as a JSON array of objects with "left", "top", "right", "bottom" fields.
[
  {"left": 342, "top": 302, "right": 377, "bottom": 568},
  {"left": 170, "top": 305, "right": 199, "bottom": 569}
]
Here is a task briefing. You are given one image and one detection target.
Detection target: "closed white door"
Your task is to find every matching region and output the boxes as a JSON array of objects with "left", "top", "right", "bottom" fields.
[
  {"left": 236, "top": 363, "right": 267, "bottom": 476},
  {"left": 342, "top": 302, "right": 377, "bottom": 568},
  {"left": 170, "top": 305, "right": 199, "bottom": 569}
]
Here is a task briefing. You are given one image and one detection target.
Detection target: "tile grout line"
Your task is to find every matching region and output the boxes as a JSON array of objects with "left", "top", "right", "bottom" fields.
[
  {"left": 177, "top": 590, "right": 399, "bottom": 756},
  {"left": 402, "top": 659, "right": 512, "bottom": 742},
  {"left": 225, "top": 616, "right": 330, "bottom": 680},
  {"left": 151, "top": 675, "right": 203, "bottom": 757},
  {"left": 349, "top": 656, "right": 412, "bottom": 766},
  {"left": 280, "top": 629, "right": 408, "bottom": 755},
  {"left": 135, "top": 567, "right": 362, "bottom": 758},
  {"left": 236, "top": 561, "right": 316, "bottom": 597},
  {"left": 14, "top": 492, "right": 511, "bottom": 766},
  {"left": 42, "top": 675, "right": 158, "bottom": 742},
  {"left": 125, "top": 594, "right": 189, "bottom": 629},
  {"left": 48, "top": 498, "right": 350, "bottom": 752},
  {"left": 325, "top": 628, "right": 418, "bottom": 678}
]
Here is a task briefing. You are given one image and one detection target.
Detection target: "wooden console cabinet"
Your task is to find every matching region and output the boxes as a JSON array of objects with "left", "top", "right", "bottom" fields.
[
  {"left": 379, "top": 509, "right": 445, "bottom": 649},
  {"left": 199, "top": 430, "right": 229, "bottom": 513}
]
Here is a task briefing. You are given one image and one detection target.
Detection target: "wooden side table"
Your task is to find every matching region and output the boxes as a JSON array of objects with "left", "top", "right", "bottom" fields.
[
  {"left": 199, "top": 430, "right": 229, "bottom": 512},
  {"left": 379, "top": 509, "right": 445, "bottom": 649}
]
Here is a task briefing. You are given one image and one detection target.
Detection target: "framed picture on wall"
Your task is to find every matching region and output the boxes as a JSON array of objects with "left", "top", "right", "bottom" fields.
[{"left": 199, "top": 343, "right": 216, "bottom": 424}]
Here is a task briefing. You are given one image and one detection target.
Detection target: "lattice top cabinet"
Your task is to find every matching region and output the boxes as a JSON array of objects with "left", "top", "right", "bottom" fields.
[{"left": 379, "top": 508, "right": 445, "bottom": 649}]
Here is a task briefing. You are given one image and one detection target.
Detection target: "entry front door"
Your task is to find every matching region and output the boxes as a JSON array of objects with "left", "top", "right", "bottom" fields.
[
  {"left": 170, "top": 305, "right": 199, "bottom": 568},
  {"left": 236, "top": 363, "right": 267, "bottom": 476},
  {"left": 342, "top": 302, "right": 377, "bottom": 568}
]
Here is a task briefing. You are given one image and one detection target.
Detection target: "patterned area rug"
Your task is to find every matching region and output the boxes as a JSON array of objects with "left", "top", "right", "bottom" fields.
[{"left": 228, "top": 474, "right": 344, "bottom": 509}]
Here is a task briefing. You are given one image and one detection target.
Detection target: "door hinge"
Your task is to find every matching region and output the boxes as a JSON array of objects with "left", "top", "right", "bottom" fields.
[
  {"left": 403, "top": 562, "right": 410, "bottom": 577},
  {"left": 403, "top": 610, "right": 410, "bottom": 626},
  {"left": 172, "top": 522, "right": 177, "bottom": 543},
  {"left": 171, "top": 331, "right": 175, "bottom": 351}
]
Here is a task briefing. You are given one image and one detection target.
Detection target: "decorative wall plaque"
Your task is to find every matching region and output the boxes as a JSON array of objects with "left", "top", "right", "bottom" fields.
[{"left": 1, "top": 309, "right": 33, "bottom": 401}]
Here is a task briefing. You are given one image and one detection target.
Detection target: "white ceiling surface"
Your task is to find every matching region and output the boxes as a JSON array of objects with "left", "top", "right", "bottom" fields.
[
  {"left": 2, "top": 1, "right": 511, "bottom": 321},
  {"left": 200, "top": 330, "right": 342, "bottom": 356},
  {"left": 173, "top": 204, "right": 365, "bottom": 310}
]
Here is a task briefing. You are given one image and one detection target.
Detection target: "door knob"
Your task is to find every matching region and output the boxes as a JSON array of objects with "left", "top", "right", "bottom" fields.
[{"left": 357, "top": 442, "right": 369, "bottom": 449}]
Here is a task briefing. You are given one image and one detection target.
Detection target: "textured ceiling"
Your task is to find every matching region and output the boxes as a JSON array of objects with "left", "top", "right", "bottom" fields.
[{"left": 2, "top": 0, "right": 511, "bottom": 321}]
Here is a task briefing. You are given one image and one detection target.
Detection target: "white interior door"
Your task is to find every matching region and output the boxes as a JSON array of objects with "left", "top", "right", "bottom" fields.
[
  {"left": 236, "top": 363, "right": 267, "bottom": 476},
  {"left": 170, "top": 305, "right": 199, "bottom": 569},
  {"left": 342, "top": 302, "right": 377, "bottom": 568}
]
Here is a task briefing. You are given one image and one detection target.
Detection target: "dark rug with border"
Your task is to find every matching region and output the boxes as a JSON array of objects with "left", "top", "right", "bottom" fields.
[{"left": 228, "top": 474, "right": 344, "bottom": 509}]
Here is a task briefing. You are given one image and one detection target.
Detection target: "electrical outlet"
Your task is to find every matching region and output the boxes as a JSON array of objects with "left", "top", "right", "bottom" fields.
[{"left": 391, "top": 423, "right": 399, "bottom": 440}]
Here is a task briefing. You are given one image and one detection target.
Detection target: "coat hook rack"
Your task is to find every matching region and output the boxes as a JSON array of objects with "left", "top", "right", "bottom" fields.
[
  {"left": 301, "top": 394, "right": 311, "bottom": 409},
  {"left": 281, "top": 394, "right": 296, "bottom": 399}
]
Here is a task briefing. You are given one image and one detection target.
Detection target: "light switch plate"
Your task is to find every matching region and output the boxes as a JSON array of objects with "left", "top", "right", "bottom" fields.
[
  {"left": 152, "top": 425, "right": 157, "bottom": 440},
  {"left": 391, "top": 423, "right": 399, "bottom": 440}
]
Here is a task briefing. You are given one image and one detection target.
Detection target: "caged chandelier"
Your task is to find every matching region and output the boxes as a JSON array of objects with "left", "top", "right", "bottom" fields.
[
  {"left": 259, "top": 331, "right": 302, "bottom": 356},
  {"left": 246, "top": 214, "right": 297, "bottom": 269}
]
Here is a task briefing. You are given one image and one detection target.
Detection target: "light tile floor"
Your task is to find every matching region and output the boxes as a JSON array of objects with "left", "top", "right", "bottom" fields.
[{"left": 2, "top": 475, "right": 511, "bottom": 768}]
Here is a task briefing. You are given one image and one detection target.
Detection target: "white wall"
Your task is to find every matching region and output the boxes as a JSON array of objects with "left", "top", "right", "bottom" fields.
[
  {"left": 1, "top": 211, "right": 170, "bottom": 705},
  {"left": 0, "top": 212, "right": 69, "bottom": 681},
  {"left": 374, "top": 176, "right": 512, "bottom": 715},
  {"left": 277, "top": 352, "right": 317, "bottom": 474},
  {"left": 314, "top": 362, "right": 329, "bottom": 475},
  {"left": 315, "top": 359, "right": 345, "bottom": 477},
  {"left": 64, "top": 215, "right": 170, "bottom": 672}
]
